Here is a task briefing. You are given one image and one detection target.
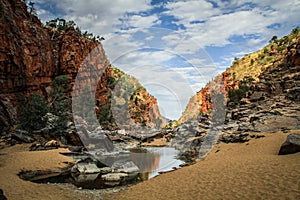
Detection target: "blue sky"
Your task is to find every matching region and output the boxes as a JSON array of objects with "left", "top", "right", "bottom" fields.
[{"left": 35, "top": 0, "right": 300, "bottom": 120}]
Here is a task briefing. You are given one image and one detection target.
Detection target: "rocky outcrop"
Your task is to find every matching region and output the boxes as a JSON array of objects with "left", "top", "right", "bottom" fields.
[
  {"left": 221, "top": 37, "right": 300, "bottom": 136},
  {"left": 0, "top": 0, "right": 164, "bottom": 137}
]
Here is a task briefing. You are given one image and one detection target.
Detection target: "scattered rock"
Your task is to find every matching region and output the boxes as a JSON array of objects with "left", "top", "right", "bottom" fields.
[
  {"left": 29, "top": 143, "right": 43, "bottom": 151},
  {"left": 71, "top": 163, "right": 101, "bottom": 174},
  {"left": 101, "top": 172, "right": 128, "bottom": 182},
  {"left": 44, "top": 140, "right": 60, "bottom": 147},
  {"left": 68, "top": 146, "right": 84, "bottom": 153},
  {"left": 117, "top": 129, "right": 126, "bottom": 135},
  {"left": 11, "top": 129, "right": 35, "bottom": 143},
  {"left": 249, "top": 134, "right": 265, "bottom": 139},
  {"left": 278, "top": 134, "right": 300, "bottom": 155},
  {"left": 286, "top": 87, "right": 300, "bottom": 102},
  {"left": 99, "top": 167, "right": 112, "bottom": 174},
  {"left": 29, "top": 140, "right": 62, "bottom": 151},
  {"left": 219, "top": 133, "right": 249, "bottom": 143},
  {"left": 63, "top": 128, "right": 83, "bottom": 146}
]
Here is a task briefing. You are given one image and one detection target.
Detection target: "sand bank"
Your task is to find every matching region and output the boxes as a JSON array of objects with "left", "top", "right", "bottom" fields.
[{"left": 106, "top": 131, "right": 300, "bottom": 200}]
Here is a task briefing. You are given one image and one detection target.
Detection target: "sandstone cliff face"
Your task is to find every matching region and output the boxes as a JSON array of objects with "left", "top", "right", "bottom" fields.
[
  {"left": 0, "top": 0, "right": 163, "bottom": 133},
  {"left": 179, "top": 30, "right": 300, "bottom": 123}
]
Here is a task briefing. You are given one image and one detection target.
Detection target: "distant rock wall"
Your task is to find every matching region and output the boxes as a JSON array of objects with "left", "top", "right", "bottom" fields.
[{"left": 179, "top": 30, "right": 300, "bottom": 123}]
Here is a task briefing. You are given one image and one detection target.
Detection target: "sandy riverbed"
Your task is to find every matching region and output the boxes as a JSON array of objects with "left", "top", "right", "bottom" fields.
[
  {"left": 0, "top": 144, "right": 111, "bottom": 200},
  {"left": 106, "top": 131, "right": 300, "bottom": 200},
  {"left": 0, "top": 131, "right": 299, "bottom": 200}
]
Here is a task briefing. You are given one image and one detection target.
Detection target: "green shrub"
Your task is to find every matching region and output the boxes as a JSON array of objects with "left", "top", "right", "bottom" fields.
[
  {"left": 98, "top": 104, "right": 114, "bottom": 128},
  {"left": 228, "top": 76, "right": 254, "bottom": 103},
  {"left": 269, "top": 35, "right": 278, "bottom": 44},
  {"left": 259, "top": 53, "right": 265, "bottom": 59},
  {"left": 263, "top": 48, "right": 269, "bottom": 54},
  {"left": 107, "top": 76, "right": 116, "bottom": 89},
  {"left": 49, "top": 75, "right": 70, "bottom": 132},
  {"left": 18, "top": 75, "right": 71, "bottom": 132},
  {"left": 277, "top": 45, "right": 286, "bottom": 52},
  {"left": 292, "top": 27, "right": 300, "bottom": 35},
  {"left": 19, "top": 94, "right": 49, "bottom": 130},
  {"left": 232, "top": 57, "right": 239, "bottom": 65}
]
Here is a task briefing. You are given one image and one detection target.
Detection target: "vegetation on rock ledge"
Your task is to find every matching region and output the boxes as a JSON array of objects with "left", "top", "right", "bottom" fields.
[{"left": 45, "top": 18, "right": 105, "bottom": 42}]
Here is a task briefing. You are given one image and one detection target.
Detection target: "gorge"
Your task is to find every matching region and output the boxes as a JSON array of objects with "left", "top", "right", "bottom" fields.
[{"left": 0, "top": 0, "right": 300, "bottom": 199}]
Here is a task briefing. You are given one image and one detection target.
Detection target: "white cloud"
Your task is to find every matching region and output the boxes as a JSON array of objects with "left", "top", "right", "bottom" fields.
[
  {"left": 113, "top": 50, "right": 175, "bottom": 68},
  {"left": 163, "top": 0, "right": 300, "bottom": 48},
  {"left": 121, "top": 14, "right": 160, "bottom": 29},
  {"left": 164, "top": 0, "right": 219, "bottom": 25},
  {"left": 37, "top": 0, "right": 152, "bottom": 35}
]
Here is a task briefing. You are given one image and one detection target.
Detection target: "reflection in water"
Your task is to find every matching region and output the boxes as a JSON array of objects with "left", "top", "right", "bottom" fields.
[
  {"left": 19, "top": 147, "right": 184, "bottom": 189},
  {"left": 130, "top": 148, "right": 160, "bottom": 174},
  {"left": 131, "top": 147, "right": 184, "bottom": 180}
]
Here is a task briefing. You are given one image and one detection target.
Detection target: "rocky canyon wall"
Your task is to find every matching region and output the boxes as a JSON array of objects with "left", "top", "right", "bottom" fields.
[{"left": 0, "top": 0, "right": 164, "bottom": 133}]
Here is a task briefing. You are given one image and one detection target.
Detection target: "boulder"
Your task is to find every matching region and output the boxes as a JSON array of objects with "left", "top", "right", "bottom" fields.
[
  {"left": 112, "top": 160, "right": 139, "bottom": 174},
  {"left": 0, "top": 189, "right": 7, "bottom": 200},
  {"left": 249, "top": 91, "right": 265, "bottom": 102},
  {"left": 68, "top": 146, "right": 84, "bottom": 153},
  {"left": 63, "top": 128, "right": 83, "bottom": 146},
  {"left": 117, "top": 129, "right": 126, "bottom": 135},
  {"left": 237, "top": 122, "right": 253, "bottom": 132},
  {"left": 101, "top": 173, "right": 128, "bottom": 187},
  {"left": 71, "top": 173, "right": 100, "bottom": 183},
  {"left": 99, "top": 167, "right": 112, "bottom": 174},
  {"left": 29, "top": 143, "right": 43, "bottom": 151},
  {"left": 286, "top": 87, "right": 300, "bottom": 102},
  {"left": 44, "top": 140, "right": 59, "bottom": 147},
  {"left": 71, "top": 163, "right": 101, "bottom": 174},
  {"left": 101, "top": 172, "right": 128, "bottom": 182},
  {"left": 254, "top": 116, "right": 299, "bottom": 133},
  {"left": 278, "top": 134, "right": 300, "bottom": 155}
]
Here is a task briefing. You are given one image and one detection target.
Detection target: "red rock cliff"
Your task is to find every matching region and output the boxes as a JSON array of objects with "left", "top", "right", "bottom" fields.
[{"left": 0, "top": 0, "right": 163, "bottom": 132}]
